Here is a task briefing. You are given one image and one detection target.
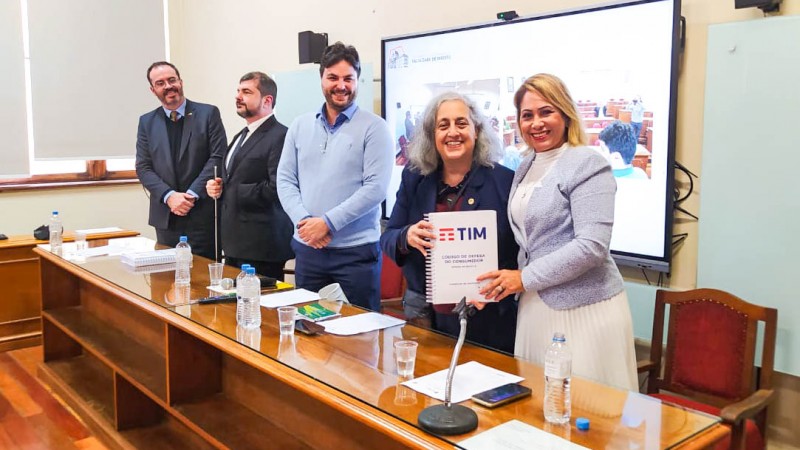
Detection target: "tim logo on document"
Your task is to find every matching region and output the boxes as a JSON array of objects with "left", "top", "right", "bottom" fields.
[{"left": 438, "top": 227, "right": 488, "bottom": 242}]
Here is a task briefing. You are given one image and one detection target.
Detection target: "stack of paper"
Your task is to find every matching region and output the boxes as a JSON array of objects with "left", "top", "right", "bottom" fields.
[
  {"left": 120, "top": 248, "right": 176, "bottom": 267},
  {"left": 401, "top": 361, "right": 523, "bottom": 403}
]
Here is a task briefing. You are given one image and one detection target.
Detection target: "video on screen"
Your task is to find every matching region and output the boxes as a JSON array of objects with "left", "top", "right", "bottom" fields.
[{"left": 382, "top": 0, "right": 679, "bottom": 268}]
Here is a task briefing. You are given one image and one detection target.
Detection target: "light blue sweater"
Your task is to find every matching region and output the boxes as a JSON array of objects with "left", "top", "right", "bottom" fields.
[
  {"left": 277, "top": 105, "right": 393, "bottom": 248},
  {"left": 512, "top": 146, "right": 624, "bottom": 310}
]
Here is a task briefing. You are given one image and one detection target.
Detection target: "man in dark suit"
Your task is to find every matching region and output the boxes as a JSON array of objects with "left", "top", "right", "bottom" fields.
[
  {"left": 136, "top": 62, "right": 227, "bottom": 260},
  {"left": 206, "top": 72, "right": 293, "bottom": 280}
]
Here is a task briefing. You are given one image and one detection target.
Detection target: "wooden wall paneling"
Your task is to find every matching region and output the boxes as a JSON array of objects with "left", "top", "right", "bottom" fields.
[
  {"left": 0, "top": 320, "right": 41, "bottom": 353},
  {"left": 0, "top": 248, "right": 40, "bottom": 325}
]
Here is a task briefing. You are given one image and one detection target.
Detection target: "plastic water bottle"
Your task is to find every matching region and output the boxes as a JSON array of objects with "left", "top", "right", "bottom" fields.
[
  {"left": 174, "top": 236, "right": 192, "bottom": 287},
  {"left": 49, "top": 211, "right": 63, "bottom": 254},
  {"left": 235, "top": 264, "right": 251, "bottom": 324},
  {"left": 544, "top": 332, "right": 572, "bottom": 424},
  {"left": 238, "top": 267, "right": 261, "bottom": 329}
]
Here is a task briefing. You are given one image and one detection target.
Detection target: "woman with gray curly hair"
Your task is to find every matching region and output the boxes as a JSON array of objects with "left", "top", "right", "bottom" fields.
[{"left": 380, "top": 92, "right": 519, "bottom": 353}]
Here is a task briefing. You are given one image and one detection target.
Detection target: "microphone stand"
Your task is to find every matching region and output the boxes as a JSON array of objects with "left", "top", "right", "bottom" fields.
[{"left": 418, "top": 297, "right": 478, "bottom": 435}]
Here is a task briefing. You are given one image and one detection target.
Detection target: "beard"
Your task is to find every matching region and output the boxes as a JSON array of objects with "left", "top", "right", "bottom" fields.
[
  {"left": 236, "top": 102, "right": 256, "bottom": 119},
  {"left": 158, "top": 86, "right": 184, "bottom": 108},
  {"left": 324, "top": 87, "right": 357, "bottom": 113}
]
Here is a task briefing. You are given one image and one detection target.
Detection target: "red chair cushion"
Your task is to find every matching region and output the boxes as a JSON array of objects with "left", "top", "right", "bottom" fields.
[
  {"left": 380, "top": 254, "right": 404, "bottom": 299},
  {"left": 670, "top": 300, "right": 749, "bottom": 399},
  {"left": 650, "top": 393, "right": 764, "bottom": 450}
]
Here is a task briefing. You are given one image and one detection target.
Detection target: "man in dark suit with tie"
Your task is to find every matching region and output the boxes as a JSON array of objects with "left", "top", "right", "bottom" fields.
[
  {"left": 206, "top": 72, "right": 294, "bottom": 280},
  {"left": 136, "top": 62, "right": 227, "bottom": 260}
]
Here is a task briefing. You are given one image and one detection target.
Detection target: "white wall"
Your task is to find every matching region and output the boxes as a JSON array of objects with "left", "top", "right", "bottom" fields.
[
  {"left": 6, "top": 0, "right": 796, "bottom": 288},
  {"left": 167, "top": 0, "right": 799, "bottom": 291},
  {"left": 0, "top": 184, "right": 154, "bottom": 240}
]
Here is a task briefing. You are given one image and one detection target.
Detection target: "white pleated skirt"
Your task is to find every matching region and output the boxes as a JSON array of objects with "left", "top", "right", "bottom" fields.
[{"left": 514, "top": 289, "right": 638, "bottom": 392}]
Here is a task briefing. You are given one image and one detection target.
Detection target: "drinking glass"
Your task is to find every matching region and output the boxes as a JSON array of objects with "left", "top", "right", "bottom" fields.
[
  {"left": 278, "top": 306, "right": 297, "bottom": 336},
  {"left": 394, "top": 340, "right": 418, "bottom": 377},
  {"left": 74, "top": 231, "right": 87, "bottom": 262},
  {"left": 208, "top": 262, "right": 224, "bottom": 287}
]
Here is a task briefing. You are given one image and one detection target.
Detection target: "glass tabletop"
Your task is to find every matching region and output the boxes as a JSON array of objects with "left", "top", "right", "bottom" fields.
[{"left": 47, "top": 237, "right": 721, "bottom": 449}]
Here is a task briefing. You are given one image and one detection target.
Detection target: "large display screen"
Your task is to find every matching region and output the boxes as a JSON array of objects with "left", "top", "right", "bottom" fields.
[{"left": 381, "top": 0, "right": 680, "bottom": 272}]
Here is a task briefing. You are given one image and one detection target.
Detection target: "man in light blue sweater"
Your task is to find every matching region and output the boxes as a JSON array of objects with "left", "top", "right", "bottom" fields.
[{"left": 277, "top": 42, "right": 393, "bottom": 311}]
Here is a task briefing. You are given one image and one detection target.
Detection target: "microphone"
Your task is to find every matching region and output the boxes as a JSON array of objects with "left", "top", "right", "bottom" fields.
[
  {"left": 418, "top": 297, "right": 479, "bottom": 435},
  {"left": 432, "top": 300, "right": 477, "bottom": 316}
]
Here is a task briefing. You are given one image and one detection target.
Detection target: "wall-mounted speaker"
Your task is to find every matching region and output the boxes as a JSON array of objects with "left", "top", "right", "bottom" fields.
[
  {"left": 735, "top": 0, "right": 781, "bottom": 13},
  {"left": 298, "top": 31, "right": 328, "bottom": 64}
]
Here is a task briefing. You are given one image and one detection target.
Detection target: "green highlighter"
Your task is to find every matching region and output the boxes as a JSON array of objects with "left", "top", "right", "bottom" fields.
[{"left": 296, "top": 303, "right": 341, "bottom": 322}]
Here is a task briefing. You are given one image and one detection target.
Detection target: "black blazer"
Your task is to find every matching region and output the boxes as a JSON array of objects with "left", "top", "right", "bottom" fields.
[
  {"left": 135, "top": 99, "right": 227, "bottom": 230},
  {"left": 220, "top": 115, "right": 294, "bottom": 262}
]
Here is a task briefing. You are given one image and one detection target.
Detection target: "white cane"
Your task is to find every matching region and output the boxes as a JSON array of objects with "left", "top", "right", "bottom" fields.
[{"left": 213, "top": 165, "right": 219, "bottom": 262}]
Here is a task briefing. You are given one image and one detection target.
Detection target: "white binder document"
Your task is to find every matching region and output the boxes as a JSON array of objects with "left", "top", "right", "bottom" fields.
[{"left": 425, "top": 210, "right": 498, "bottom": 304}]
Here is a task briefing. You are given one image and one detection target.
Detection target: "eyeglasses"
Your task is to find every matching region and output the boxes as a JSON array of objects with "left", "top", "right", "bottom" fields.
[{"left": 153, "top": 77, "right": 180, "bottom": 89}]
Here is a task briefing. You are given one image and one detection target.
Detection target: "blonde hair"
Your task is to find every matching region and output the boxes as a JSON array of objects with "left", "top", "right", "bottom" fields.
[{"left": 513, "top": 73, "right": 587, "bottom": 147}]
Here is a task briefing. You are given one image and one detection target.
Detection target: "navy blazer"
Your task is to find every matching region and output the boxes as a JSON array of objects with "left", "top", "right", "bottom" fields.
[
  {"left": 382, "top": 163, "right": 519, "bottom": 296},
  {"left": 381, "top": 163, "right": 519, "bottom": 352},
  {"left": 219, "top": 116, "right": 294, "bottom": 262},
  {"left": 135, "top": 99, "right": 227, "bottom": 230}
]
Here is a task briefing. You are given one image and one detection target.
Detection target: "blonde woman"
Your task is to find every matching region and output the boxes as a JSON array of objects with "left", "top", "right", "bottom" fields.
[{"left": 478, "top": 74, "right": 637, "bottom": 390}]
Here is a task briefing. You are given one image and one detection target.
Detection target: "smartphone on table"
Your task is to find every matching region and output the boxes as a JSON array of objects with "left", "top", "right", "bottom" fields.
[
  {"left": 294, "top": 319, "right": 325, "bottom": 335},
  {"left": 471, "top": 383, "right": 532, "bottom": 408}
]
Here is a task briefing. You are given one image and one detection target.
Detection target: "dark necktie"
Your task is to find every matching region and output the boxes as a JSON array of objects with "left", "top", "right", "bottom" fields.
[
  {"left": 170, "top": 110, "right": 179, "bottom": 122},
  {"left": 226, "top": 127, "right": 249, "bottom": 170}
]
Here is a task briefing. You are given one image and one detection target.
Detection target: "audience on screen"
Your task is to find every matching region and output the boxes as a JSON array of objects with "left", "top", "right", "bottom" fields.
[{"left": 599, "top": 120, "right": 649, "bottom": 179}]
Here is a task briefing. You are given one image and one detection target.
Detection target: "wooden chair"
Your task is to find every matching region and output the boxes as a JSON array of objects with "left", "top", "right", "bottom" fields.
[
  {"left": 380, "top": 253, "right": 405, "bottom": 318},
  {"left": 639, "top": 289, "right": 777, "bottom": 450}
]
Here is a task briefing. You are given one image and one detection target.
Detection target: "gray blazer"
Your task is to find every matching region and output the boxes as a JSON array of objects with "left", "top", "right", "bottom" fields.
[
  {"left": 512, "top": 146, "right": 624, "bottom": 310},
  {"left": 135, "top": 99, "right": 227, "bottom": 230}
]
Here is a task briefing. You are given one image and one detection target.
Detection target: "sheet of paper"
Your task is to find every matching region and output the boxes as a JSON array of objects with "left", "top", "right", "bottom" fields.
[
  {"left": 260, "top": 288, "right": 320, "bottom": 308},
  {"left": 84, "top": 245, "right": 118, "bottom": 257},
  {"left": 121, "top": 262, "right": 175, "bottom": 274},
  {"left": 75, "top": 227, "right": 124, "bottom": 234},
  {"left": 207, "top": 286, "right": 236, "bottom": 294},
  {"left": 106, "top": 236, "right": 157, "bottom": 254},
  {"left": 401, "top": 361, "right": 523, "bottom": 403},
  {"left": 40, "top": 243, "right": 124, "bottom": 258},
  {"left": 460, "top": 420, "right": 589, "bottom": 450},
  {"left": 319, "top": 312, "right": 405, "bottom": 336}
]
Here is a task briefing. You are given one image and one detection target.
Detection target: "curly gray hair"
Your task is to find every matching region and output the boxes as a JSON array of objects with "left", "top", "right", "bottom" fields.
[{"left": 407, "top": 92, "right": 503, "bottom": 175}]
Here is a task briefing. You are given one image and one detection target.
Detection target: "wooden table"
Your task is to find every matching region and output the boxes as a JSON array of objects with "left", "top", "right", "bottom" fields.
[
  {"left": 34, "top": 239, "right": 729, "bottom": 449},
  {"left": 0, "top": 229, "right": 138, "bottom": 352}
]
